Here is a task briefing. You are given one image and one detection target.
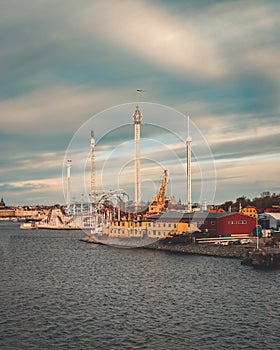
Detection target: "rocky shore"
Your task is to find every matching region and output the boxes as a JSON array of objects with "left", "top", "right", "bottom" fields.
[
  {"left": 82, "top": 235, "right": 280, "bottom": 268},
  {"left": 145, "top": 240, "right": 248, "bottom": 258},
  {"left": 81, "top": 236, "right": 248, "bottom": 259}
]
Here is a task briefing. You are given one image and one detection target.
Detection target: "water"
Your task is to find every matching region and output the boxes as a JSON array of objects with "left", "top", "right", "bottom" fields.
[{"left": 0, "top": 222, "right": 279, "bottom": 350}]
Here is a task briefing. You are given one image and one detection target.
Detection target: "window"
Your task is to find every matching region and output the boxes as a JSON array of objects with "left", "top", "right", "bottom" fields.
[{"left": 211, "top": 221, "right": 215, "bottom": 225}]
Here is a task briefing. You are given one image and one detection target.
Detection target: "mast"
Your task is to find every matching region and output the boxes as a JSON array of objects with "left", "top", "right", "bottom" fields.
[
  {"left": 186, "top": 116, "right": 192, "bottom": 212},
  {"left": 66, "top": 159, "right": 72, "bottom": 209},
  {"left": 132, "top": 90, "right": 144, "bottom": 207},
  {"left": 90, "top": 129, "right": 96, "bottom": 202}
]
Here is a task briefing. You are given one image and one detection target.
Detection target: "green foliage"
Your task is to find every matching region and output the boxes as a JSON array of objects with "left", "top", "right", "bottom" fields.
[{"left": 220, "top": 193, "right": 280, "bottom": 213}]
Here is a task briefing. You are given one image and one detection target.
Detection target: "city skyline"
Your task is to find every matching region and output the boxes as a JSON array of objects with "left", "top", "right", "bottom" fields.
[{"left": 0, "top": 0, "right": 279, "bottom": 206}]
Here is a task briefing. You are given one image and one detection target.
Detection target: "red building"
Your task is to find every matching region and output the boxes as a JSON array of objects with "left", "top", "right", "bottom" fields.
[
  {"left": 150, "top": 212, "right": 257, "bottom": 237},
  {"left": 193, "top": 212, "right": 257, "bottom": 236},
  {"left": 215, "top": 213, "right": 256, "bottom": 236}
]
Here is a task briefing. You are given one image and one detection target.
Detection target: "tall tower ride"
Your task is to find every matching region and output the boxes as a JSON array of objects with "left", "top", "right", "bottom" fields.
[
  {"left": 66, "top": 159, "right": 72, "bottom": 209},
  {"left": 89, "top": 129, "right": 96, "bottom": 202},
  {"left": 132, "top": 90, "right": 144, "bottom": 205},
  {"left": 186, "top": 117, "right": 192, "bottom": 212}
]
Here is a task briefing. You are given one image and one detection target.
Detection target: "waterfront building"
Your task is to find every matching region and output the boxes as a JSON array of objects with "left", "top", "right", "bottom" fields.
[
  {"left": 241, "top": 205, "right": 257, "bottom": 217},
  {"left": 101, "top": 218, "right": 198, "bottom": 239},
  {"left": 148, "top": 211, "right": 256, "bottom": 237},
  {"left": 265, "top": 206, "right": 280, "bottom": 213},
  {"left": 101, "top": 211, "right": 256, "bottom": 239},
  {"left": 258, "top": 212, "right": 280, "bottom": 231},
  {"left": 15, "top": 207, "right": 46, "bottom": 220},
  {"left": 0, "top": 208, "right": 16, "bottom": 218},
  {"left": 209, "top": 207, "right": 226, "bottom": 213},
  {"left": 147, "top": 220, "right": 197, "bottom": 239},
  {"left": 213, "top": 212, "right": 256, "bottom": 236},
  {"left": 103, "top": 220, "right": 149, "bottom": 238}
]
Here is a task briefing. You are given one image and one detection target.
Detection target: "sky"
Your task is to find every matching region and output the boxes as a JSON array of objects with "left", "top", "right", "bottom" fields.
[{"left": 0, "top": 0, "right": 279, "bottom": 206}]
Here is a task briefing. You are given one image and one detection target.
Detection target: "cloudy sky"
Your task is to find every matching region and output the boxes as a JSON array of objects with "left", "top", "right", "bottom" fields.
[{"left": 0, "top": 0, "right": 279, "bottom": 206}]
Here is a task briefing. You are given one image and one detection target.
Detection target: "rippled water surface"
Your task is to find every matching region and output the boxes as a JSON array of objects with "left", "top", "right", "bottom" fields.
[{"left": 0, "top": 222, "right": 280, "bottom": 349}]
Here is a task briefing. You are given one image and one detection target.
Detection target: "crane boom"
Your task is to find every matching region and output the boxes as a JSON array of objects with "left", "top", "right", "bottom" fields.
[{"left": 147, "top": 169, "right": 168, "bottom": 215}]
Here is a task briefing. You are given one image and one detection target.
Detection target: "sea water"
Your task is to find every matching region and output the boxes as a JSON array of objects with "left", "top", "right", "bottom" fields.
[{"left": 0, "top": 221, "right": 279, "bottom": 349}]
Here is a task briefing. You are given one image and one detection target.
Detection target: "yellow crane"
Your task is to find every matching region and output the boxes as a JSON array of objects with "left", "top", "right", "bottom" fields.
[{"left": 147, "top": 169, "right": 168, "bottom": 215}]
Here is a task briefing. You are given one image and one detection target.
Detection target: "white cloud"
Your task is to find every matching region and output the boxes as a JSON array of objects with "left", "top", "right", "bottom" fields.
[
  {"left": 244, "top": 48, "right": 280, "bottom": 84},
  {"left": 0, "top": 177, "right": 64, "bottom": 205},
  {"left": 194, "top": 0, "right": 280, "bottom": 79},
  {"left": 0, "top": 0, "right": 279, "bottom": 205},
  {"left": 2, "top": 0, "right": 279, "bottom": 84},
  {"left": 0, "top": 84, "right": 130, "bottom": 134},
  {"left": 80, "top": 0, "right": 227, "bottom": 79},
  {"left": 215, "top": 155, "right": 280, "bottom": 202}
]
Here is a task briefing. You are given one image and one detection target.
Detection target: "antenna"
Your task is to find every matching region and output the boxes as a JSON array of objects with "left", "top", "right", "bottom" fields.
[{"left": 136, "top": 89, "right": 145, "bottom": 106}]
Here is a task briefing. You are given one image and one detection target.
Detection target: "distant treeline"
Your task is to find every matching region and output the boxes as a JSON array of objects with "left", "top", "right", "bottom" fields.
[{"left": 219, "top": 192, "right": 280, "bottom": 212}]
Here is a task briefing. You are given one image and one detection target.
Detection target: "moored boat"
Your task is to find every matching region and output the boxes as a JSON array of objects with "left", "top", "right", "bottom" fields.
[{"left": 20, "top": 221, "right": 37, "bottom": 230}]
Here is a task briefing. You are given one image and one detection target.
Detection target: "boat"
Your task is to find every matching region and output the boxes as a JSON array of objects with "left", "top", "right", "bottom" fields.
[{"left": 20, "top": 221, "right": 37, "bottom": 230}]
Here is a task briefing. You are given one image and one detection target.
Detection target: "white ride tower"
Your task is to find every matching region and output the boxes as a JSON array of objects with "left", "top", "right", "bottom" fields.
[
  {"left": 89, "top": 129, "right": 96, "bottom": 202},
  {"left": 132, "top": 90, "right": 144, "bottom": 208},
  {"left": 186, "top": 117, "right": 192, "bottom": 213}
]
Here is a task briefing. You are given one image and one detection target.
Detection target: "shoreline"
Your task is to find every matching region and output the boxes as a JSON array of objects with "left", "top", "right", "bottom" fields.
[
  {"left": 145, "top": 241, "right": 248, "bottom": 259},
  {"left": 80, "top": 236, "right": 280, "bottom": 268},
  {"left": 81, "top": 236, "right": 248, "bottom": 259}
]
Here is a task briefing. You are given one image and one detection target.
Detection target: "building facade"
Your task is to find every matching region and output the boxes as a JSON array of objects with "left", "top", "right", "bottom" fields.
[
  {"left": 258, "top": 213, "right": 280, "bottom": 231},
  {"left": 149, "top": 212, "right": 257, "bottom": 237},
  {"left": 241, "top": 206, "right": 257, "bottom": 217}
]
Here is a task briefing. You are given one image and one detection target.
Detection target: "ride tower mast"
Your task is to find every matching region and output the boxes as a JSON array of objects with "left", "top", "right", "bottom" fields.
[
  {"left": 66, "top": 159, "right": 72, "bottom": 210},
  {"left": 186, "top": 116, "right": 192, "bottom": 212},
  {"left": 132, "top": 90, "right": 144, "bottom": 208},
  {"left": 89, "top": 129, "right": 96, "bottom": 202}
]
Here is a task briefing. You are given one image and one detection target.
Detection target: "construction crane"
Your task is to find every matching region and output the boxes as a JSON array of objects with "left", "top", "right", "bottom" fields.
[{"left": 147, "top": 169, "right": 169, "bottom": 215}]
